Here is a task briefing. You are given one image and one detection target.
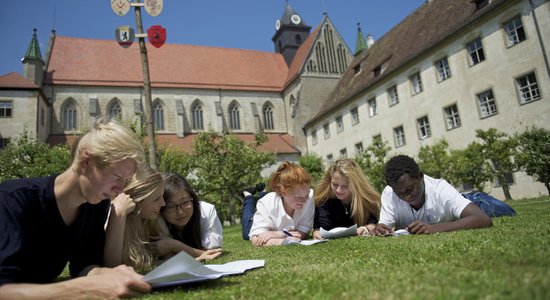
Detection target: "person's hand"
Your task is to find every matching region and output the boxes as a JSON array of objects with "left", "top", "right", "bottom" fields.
[
  {"left": 196, "top": 248, "right": 222, "bottom": 261},
  {"left": 373, "top": 223, "right": 394, "bottom": 236},
  {"left": 357, "top": 226, "right": 371, "bottom": 236},
  {"left": 87, "top": 265, "right": 151, "bottom": 298},
  {"left": 407, "top": 220, "right": 434, "bottom": 234},
  {"left": 111, "top": 193, "right": 135, "bottom": 216},
  {"left": 253, "top": 231, "right": 280, "bottom": 246},
  {"left": 150, "top": 235, "right": 179, "bottom": 257},
  {"left": 312, "top": 230, "right": 322, "bottom": 240}
]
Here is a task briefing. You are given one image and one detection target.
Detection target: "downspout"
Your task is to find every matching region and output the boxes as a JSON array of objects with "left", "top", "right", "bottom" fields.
[{"left": 529, "top": 0, "right": 550, "bottom": 80}]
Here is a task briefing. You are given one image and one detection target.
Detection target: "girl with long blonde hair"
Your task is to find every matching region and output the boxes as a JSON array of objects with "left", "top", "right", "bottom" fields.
[
  {"left": 313, "top": 158, "right": 381, "bottom": 239},
  {"left": 104, "top": 166, "right": 166, "bottom": 272}
]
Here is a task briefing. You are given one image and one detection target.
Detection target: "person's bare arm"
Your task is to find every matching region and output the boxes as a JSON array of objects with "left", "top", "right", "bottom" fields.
[
  {"left": 104, "top": 193, "right": 135, "bottom": 267},
  {"left": 0, "top": 265, "right": 150, "bottom": 299},
  {"left": 408, "top": 203, "right": 492, "bottom": 234}
]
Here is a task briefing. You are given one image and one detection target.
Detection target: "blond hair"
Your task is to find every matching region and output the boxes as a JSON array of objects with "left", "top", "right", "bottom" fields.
[
  {"left": 73, "top": 120, "right": 144, "bottom": 172},
  {"left": 314, "top": 158, "right": 381, "bottom": 225},
  {"left": 121, "top": 166, "right": 164, "bottom": 271}
]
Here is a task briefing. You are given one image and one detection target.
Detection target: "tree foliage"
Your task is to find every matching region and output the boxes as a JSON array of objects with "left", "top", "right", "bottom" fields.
[
  {"left": 516, "top": 127, "right": 550, "bottom": 195},
  {"left": 475, "top": 128, "right": 519, "bottom": 200},
  {"left": 355, "top": 138, "right": 391, "bottom": 193},
  {"left": 448, "top": 142, "right": 492, "bottom": 192},
  {"left": 0, "top": 131, "right": 71, "bottom": 181},
  {"left": 417, "top": 139, "right": 452, "bottom": 180},
  {"left": 159, "top": 130, "right": 276, "bottom": 224},
  {"left": 298, "top": 153, "right": 325, "bottom": 186}
]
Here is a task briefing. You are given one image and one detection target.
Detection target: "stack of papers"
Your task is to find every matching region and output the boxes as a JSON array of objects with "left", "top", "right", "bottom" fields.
[{"left": 320, "top": 224, "right": 358, "bottom": 239}]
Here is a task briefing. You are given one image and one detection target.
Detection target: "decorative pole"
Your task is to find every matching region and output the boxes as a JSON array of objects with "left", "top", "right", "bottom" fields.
[
  {"left": 133, "top": 1, "right": 157, "bottom": 169},
  {"left": 112, "top": 0, "right": 165, "bottom": 169}
]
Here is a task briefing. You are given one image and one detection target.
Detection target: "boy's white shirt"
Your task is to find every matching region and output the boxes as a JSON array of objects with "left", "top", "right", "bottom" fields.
[
  {"left": 379, "top": 175, "right": 471, "bottom": 229},
  {"left": 249, "top": 190, "right": 314, "bottom": 238}
]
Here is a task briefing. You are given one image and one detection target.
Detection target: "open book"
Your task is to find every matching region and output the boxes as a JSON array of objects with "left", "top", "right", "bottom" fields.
[
  {"left": 320, "top": 224, "right": 357, "bottom": 239},
  {"left": 143, "top": 251, "right": 265, "bottom": 288}
]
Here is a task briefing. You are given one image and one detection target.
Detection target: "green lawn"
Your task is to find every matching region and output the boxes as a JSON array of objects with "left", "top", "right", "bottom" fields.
[{"left": 140, "top": 197, "right": 550, "bottom": 300}]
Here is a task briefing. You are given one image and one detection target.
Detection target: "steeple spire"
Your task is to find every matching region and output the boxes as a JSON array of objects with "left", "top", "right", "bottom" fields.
[
  {"left": 22, "top": 29, "right": 44, "bottom": 86},
  {"left": 22, "top": 28, "right": 43, "bottom": 62},
  {"left": 355, "top": 23, "right": 367, "bottom": 56}
]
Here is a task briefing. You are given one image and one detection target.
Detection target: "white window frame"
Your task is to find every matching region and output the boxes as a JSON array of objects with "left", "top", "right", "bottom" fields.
[
  {"left": 312, "top": 130, "right": 318, "bottom": 145},
  {"left": 388, "top": 86, "right": 399, "bottom": 106},
  {"left": 503, "top": 16, "right": 526, "bottom": 47},
  {"left": 435, "top": 56, "right": 451, "bottom": 82},
  {"left": 477, "top": 89, "right": 498, "bottom": 118},
  {"left": 323, "top": 124, "right": 330, "bottom": 139},
  {"left": 410, "top": 72, "right": 423, "bottom": 95},
  {"left": 417, "top": 116, "right": 431, "bottom": 140},
  {"left": 350, "top": 107, "right": 359, "bottom": 125},
  {"left": 393, "top": 126, "right": 406, "bottom": 148},
  {"left": 336, "top": 116, "right": 344, "bottom": 133},
  {"left": 516, "top": 72, "right": 541, "bottom": 104},
  {"left": 444, "top": 104, "right": 461, "bottom": 130},
  {"left": 368, "top": 98, "right": 377, "bottom": 117},
  {"left": 466, "top": 37, "right": 485, "bottom": 66}
]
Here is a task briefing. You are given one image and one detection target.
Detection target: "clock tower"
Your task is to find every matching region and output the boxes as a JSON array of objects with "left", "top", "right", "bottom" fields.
[{"left": 272, "top": 1, "right": 311, "bottom": 66}]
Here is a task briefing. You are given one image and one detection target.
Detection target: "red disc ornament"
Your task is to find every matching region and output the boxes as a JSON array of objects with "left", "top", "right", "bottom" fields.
[{"left": 147, "top": 25, "right": 166, "bottom": 48}]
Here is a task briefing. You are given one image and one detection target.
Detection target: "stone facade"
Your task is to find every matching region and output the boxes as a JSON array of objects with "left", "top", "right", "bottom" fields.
[{"left": 304, "top": 0, "right": 550, "bottom": 199}]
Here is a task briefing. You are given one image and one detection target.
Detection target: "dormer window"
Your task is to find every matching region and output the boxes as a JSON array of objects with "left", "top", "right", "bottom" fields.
[
  {"left": 473, "top": 0, "right": 489, "bottom": 9},
  {"left": 373, "top": 66, "right": 382, "bottom": 77},
  {"left": 353, "top": 64, "right": 362, "bottom": 75}
]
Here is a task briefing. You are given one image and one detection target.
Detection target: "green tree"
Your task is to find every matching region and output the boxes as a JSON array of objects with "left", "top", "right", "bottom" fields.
[
  {"left": 158, "top": 146, "right": 194, "bottom": 178},
  {"left": 516, "top": 127, "right": 550, "bottom": 195},
  {"left": 417, "top": 139, "right": 451, "bottom": 180},
  {"left": 448, "top": 142, "right": 492, "bottom": 192},
  {"left": 298, "top": 153, "right": 325, "bottom": 186},
  {"left": 175, "top": 130, "right": 276, "bottom": 224},
  {"left": 0, "top": 131, "right": 71, "bottom": 181},
  {"left": 475, "top": 128, "right": 519, "bottom": 200},
  {"left": 355, "top": 138, "right": 391, "bottom": 193}
]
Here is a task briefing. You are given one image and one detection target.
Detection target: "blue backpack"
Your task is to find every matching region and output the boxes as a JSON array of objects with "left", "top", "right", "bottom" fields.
[{"left": 462, "top": 191, "right": 517, "bottom": 218}]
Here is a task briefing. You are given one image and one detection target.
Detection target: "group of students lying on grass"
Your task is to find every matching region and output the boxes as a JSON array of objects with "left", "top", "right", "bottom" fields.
[
  {"left": 241, "top": 155, "right": 513, "bottom": 246},
  {"left": 0, "top": 120, "right": 515, "bottom": 298}
]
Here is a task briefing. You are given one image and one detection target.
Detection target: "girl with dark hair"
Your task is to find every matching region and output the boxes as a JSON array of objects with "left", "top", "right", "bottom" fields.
[{"left": 151, "top": 173, "right": 222, "bottom": 261}]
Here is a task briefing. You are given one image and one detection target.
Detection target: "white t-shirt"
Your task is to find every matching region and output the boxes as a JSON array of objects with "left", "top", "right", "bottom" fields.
[
  {"left": 248, "top": 190, "right": 314, "bottom": 238},
  {"left": 379, "top": 175, "right": 471, "bottom": 229},
  {"left": 199, "top": 201, "right": 223, "bottom": 249}
]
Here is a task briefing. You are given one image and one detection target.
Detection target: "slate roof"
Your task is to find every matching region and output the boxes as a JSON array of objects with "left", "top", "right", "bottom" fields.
[{"left": 307, "top": 0, "right": 510, "bottom": 126}]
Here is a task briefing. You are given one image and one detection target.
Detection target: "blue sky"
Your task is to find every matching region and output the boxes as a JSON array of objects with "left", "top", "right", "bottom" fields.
[{"left": 0, "top": 0, "right": 425, "bottom": 76}]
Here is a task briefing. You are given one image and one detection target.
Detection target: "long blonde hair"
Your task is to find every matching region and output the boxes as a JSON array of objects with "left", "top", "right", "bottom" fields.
[
  {"left": 121, "top": 166, "right": 164, "bottom": 271},
  {"left": 314, "top": 158, "right": 381, "bottom": 225}
]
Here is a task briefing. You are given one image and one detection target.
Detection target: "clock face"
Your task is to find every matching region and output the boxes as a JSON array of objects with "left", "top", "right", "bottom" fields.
[
  {"left": 291, "top": 14, "right": 301, "bottom": 25},
  {"left": 275, "top": 19, "right": 281, "bottom": 30}
]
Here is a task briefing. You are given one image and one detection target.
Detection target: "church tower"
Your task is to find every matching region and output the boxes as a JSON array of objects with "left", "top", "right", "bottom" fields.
[
  {"left": 21, "top": 29, "right": 44, "bottom": 86},
  {"left": 272, "top": 1, "right": 311, "bottom": 66}
]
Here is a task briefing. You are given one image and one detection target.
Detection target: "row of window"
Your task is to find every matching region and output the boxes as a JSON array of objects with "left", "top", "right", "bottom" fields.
[
  {"left": 310, "top": 15, "right": 537, "bottom": 146},
  {"left": 312, "top": 70, "right": 541, "bottom": 150},
  {"left": 58, "top": 99, "right": 276, "bottom": 132}
]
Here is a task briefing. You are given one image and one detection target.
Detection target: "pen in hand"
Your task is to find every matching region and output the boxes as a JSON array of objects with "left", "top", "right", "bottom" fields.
[{"left": 283, "top": 229, "right": 293, "bottom": 238}]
